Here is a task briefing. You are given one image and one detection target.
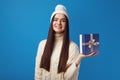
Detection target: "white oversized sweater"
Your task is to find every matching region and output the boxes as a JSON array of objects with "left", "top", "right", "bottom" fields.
[{"left": 35, "top": 34, "right": 80, "bottom": 80}]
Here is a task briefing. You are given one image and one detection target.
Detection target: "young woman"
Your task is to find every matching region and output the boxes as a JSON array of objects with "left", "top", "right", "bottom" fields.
[{"left": 35, "top": 4, "right": 96, "bottom": 80}]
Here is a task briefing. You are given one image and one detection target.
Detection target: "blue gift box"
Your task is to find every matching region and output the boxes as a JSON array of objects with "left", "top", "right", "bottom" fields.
[{"left": 80, "top": 34, "right": 99, "bottom": 55}]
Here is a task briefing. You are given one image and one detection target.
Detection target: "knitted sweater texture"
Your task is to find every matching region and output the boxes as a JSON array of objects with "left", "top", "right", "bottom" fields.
[{"left": 35, "top": 34, "right": 80, "bottom": 80}]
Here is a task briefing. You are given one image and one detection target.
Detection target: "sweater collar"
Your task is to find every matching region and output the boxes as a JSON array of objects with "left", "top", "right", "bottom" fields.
[{"left": 55, "top": 33, "right": 64, "bottom": 41}]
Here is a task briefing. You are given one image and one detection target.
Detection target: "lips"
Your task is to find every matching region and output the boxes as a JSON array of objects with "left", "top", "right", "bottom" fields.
[{"left": 55, "top": 26, "right": 62, "bottom": 29}]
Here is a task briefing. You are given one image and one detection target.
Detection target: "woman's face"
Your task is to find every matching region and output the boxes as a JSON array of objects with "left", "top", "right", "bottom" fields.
[{"left": 52, "top": 13, "right": 67, "bottom": 34}]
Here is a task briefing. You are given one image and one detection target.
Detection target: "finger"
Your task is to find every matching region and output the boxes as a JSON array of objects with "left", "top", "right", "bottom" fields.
[{"left": 90, "top": 51, "right": 99, "bottom": 56}]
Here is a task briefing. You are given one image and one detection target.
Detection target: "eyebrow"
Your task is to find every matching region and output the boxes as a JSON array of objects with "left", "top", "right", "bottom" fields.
[{"left": 54, "top": 17, "right": 66, "bottom": 20}]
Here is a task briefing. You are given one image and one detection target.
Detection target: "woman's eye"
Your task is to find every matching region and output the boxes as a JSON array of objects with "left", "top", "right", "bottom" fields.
[{"left": 61, "top": 20, "right": 67, "bottom": 22}]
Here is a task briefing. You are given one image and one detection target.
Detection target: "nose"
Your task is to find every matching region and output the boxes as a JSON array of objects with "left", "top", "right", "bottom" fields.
[{"left": 57, "top": 20, "right": 61, "bottom": 25}]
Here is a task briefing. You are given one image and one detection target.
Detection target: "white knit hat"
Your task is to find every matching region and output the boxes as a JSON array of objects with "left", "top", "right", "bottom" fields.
[{"left": 50, "top": 4, "right": 69, "bottom": 22}]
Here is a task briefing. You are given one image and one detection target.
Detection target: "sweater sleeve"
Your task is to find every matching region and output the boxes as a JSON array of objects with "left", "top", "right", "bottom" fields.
[
  {"left": 34, "top": 40, "right": 46, "bottom": 80},
  {"left": 64, "top": 41, "right": 80, "bottom": 80}
]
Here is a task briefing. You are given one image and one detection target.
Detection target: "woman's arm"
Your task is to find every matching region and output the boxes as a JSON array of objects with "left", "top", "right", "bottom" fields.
[
  {"left": 64, "top": 52, "right": 97, "bottom": 80},
  {"left": 64, "top": 42, "right": 80, "bottom": 80},
  {"left": 34, "top": 40, "right": 46, "bottom": 80},
  {"left": 64, "top": 42, "right": 97, "bottom": 80}
]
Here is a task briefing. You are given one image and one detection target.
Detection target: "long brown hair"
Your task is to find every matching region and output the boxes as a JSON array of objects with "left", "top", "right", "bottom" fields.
[{"left": 40, "top": 15, "right": 69, "bottom": 73}]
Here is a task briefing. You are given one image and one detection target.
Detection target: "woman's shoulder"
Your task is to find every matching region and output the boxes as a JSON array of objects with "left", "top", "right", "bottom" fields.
[
  {"left": 69, "top": 40, "right": 79, "bottom": 52},
  {"left": 69, "top": 40, "right": 78, "bottom": 47},
  {"left": 40, "top": 39, "right": 47, "bottom": 43},
  {"left": 38, "top": 39, "right": 47, "bottom": 46}
]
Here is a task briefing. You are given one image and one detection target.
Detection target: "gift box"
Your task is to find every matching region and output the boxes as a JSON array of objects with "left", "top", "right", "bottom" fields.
[{"left": 79, "top": 34, "right": 99, "bottom": 55}]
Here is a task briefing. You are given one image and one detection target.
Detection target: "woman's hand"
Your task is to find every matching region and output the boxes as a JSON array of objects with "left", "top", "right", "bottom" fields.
[
  {"left": 75, "top": 52, "right": 98, "bottom": 67},
  {"left": 80, "top": 52, "right": 98, "bottom": 58}
]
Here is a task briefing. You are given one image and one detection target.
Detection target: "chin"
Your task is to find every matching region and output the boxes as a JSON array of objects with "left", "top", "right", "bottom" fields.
[{"left": 56, "top": 31, "right": 64, "bottom": 34}]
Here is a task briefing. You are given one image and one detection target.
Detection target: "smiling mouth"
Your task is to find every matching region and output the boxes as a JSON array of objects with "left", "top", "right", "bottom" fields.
[{"left": 55, "top": 26, "right": 62, "bottom": 29}]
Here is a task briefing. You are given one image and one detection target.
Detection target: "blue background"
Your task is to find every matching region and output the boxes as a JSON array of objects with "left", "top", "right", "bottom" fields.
[{"left": 0, "top": 0, "right": 120, "bottom": 80}]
